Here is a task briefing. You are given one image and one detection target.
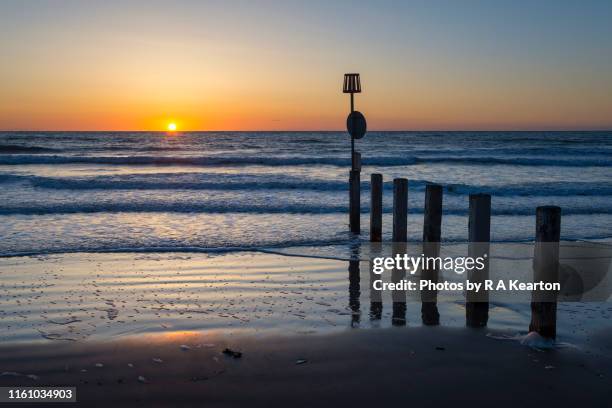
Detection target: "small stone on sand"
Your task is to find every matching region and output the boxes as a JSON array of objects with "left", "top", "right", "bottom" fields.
[{"left": 222, "top": 348, "right": 242, "bottom": 358}]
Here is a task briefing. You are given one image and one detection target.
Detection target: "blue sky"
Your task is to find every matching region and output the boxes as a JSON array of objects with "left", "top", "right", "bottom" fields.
[{"left": 1, "top": 0, "right": 611, "bottom": 130}]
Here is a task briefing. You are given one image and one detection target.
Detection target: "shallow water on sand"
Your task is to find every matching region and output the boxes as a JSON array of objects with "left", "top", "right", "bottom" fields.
[{"left": 1, "top": 251, "right": 610, "bottom": 357}]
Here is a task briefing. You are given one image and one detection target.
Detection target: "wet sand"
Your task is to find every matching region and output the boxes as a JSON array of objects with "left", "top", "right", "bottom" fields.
[
  {"left": 1, "top": 251, "right": 611, "bottom": 406},
  {"left": 2, "top": 251, "right": 610, "bottom": 345},
  {"left": 0, "top": 252, "right": 356, "bottom": 342},
  {"left": 1, "top": 327, "right": 611, "bottom": 407}
]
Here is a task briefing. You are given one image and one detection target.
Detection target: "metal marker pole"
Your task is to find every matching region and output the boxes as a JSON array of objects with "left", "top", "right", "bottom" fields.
[
  {"left": 351, "top": 92, "right": 355, "bottom": 170},
  {"left": 344, "top": 73, "right": 365, "bottom": 235}
]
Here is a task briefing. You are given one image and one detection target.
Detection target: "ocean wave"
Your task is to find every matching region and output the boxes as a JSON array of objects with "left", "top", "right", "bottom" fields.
[
  {"left": 444, "top": 181, "right": 612, "bottom": 197},
  {"left": 1, "top": 202, "right": 610, "bottom": 216},
  {"left": 3, "top": 236, "right": 612, "bottom": 259},
  {"left": 422, "top": 156, "right": 612, "bottom": 167},
  {"left": 0, "top": 145, "right": 60, "bottom": 154},
  {"left": 2, "top": 173, "right": 611, "bottom": 197},
  {"left": 0, "top": 173, "right": 349, "bottom": 192},
  {"left": 0, "top": 241, "right": 350, "bottom": 259},
  {"left": 38, "top": 145, "right": 612, "bottom": 156},
  {"left": 1, "top": 154, "right": 611, "bottom": 167}
]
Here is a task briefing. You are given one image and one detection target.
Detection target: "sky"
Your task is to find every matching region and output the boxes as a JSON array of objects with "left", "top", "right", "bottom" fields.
[{"left": 1, "top": 0, "right": 611, "bottom": 131}]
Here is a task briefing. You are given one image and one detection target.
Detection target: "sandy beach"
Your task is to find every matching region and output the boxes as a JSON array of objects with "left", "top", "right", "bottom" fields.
[
  {"left": 0, "top": 251, "right": 611, "bottom": 406},
  {"left": 2, "top": 1, "right": 612, "bottom": 404},
  {"left": 1, "top": 325, "right": 611, "bottom": 407}
]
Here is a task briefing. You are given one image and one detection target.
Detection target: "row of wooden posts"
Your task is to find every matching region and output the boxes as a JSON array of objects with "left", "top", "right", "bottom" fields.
[{"left": 350, "top": 173, "right": 562, "bottom": 339}]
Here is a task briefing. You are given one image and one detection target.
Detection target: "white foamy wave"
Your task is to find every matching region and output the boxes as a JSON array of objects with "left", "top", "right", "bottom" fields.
[
  {"left": 2, "top": 173, "right": 611, "bottom": 197},
  {"left": 1, "top": 200, "right": 611, "bottom": 216},
  {"left": 1, "top": 154, "right": 611, "bottom": 167},
  {"left": 486, "top": 331, "right": 578, "bottom": 350}
]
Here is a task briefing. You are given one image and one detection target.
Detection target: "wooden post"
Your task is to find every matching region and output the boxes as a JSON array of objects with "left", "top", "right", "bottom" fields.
[
  {"left": 392, "top": 178, "right": 408, "bottom": 242},
  {"left": 421, "top": 184, "right": 442, "bottom": 325},
  {"left": 370, "top": 173, "right": 383, "bottom": 242},
  {"left": 349, "top": 170, "right": 360, "bottom": 234},
  {"left": 466, "top": 194, "right": 491, "bottom": 327},
  {"left": 352, "top": 152, "right": 361, "bottom": 172},
  {"left": 529, "top": 206, "right": 561, "bottom": 339},
  {"left": 469, "top": 194, "right": 491, "bottom": 243},
  {"left": 423, "top": 184, "right": 443, "bottom": 243}
]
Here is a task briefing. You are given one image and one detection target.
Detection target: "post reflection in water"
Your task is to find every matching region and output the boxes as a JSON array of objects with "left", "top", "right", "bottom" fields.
[
  {"left": 369, "top": 242, "right": 383, "bottom": 322},
  {"left": 349, "top": 242, "right": 460, "bottom": 329},
  {"left": 348, "top": 242, "right": 361, "bottom": 328},
  {"left": 391, "top": 242, "right": 407, "bottom": 326},
  {"left": 350, "top": 242, "right": 408, "bottom": 328},
  {"left": 421, "top": 242, "right": 441, "bottom": 326}
]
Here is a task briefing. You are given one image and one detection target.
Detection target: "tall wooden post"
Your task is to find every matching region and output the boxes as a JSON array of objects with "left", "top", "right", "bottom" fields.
[
  {"left": 349, "top": 170, "right": 360, "bottom": 233},
  {"left": 392, "top": 178, "right": 408, "bottom": 243},
  {"left": 466, "top": 194, "right": 491, "bottom": 327},
  {"left": 421, "top": 184, "right": 442, "bottom": 325},
  {"left": 370, "top": 173, "right": 383, "bottom": 242},
  {"left": 529, "top": 206, "right": 561, "bottom": 339}
]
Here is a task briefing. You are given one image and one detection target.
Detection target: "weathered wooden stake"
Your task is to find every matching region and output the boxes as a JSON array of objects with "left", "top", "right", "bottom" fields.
[
  {"left": 392, "top": 178, "right": 408, "bottom": 242},
  {"left": 421, "top": 184, "right": 442, "bottom": 325},
  {"left": 352, "top": 152, "right": 362, "bottom": 172},
  {"left": 466, "top": 194, "right": 491, "bottom": 327},
  {"left": 349, "top": 170, "right": 360, "bottom": 233},
  {"left": 370, "top": 173, "right": 383, "bottom": 242},
  {"left": 529, "top": 206, "right": 561, "bottom": 339},
  {"left": 423, "top": 184, "right": 443, "bottom": 243}
]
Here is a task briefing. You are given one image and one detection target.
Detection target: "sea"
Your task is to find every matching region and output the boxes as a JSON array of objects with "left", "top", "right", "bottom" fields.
[
  {"left": 0, "top": 131, "right": 611, "bottom": 345},
  {"left": 0, "top": 131, "right": 611, "bottom": 257}
]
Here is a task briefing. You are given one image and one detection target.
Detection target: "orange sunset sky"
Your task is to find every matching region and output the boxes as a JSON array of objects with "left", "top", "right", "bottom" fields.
[{"left": 1, "top": 1, "right": 611, "bottom": 131}]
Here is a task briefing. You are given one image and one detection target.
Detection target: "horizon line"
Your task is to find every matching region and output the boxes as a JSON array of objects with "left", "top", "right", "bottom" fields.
[{"left": 2, "top": 129, "right": 612, "bottom": 133}]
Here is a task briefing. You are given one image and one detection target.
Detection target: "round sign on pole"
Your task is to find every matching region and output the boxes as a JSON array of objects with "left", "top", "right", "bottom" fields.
[{"left": 347, "top": 111, "right": 367, "bottom": 139}]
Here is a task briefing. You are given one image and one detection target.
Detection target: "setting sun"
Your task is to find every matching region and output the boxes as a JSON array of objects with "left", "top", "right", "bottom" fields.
[{"left": 167, "top": 122, "right": 177, "bottom": 132}]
